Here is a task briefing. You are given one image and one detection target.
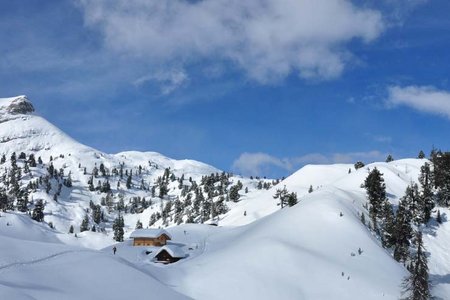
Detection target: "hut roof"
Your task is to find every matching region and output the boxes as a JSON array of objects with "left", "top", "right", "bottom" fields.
[
  {"left": 130, "top": 229, "right": 171, "bottom": 239},
  {"left": 155, "top": 245, "right": 186, "bottom": 258}
]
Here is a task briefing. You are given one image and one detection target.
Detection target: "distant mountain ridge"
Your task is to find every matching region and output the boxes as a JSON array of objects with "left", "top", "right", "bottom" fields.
[{"left": 0, "top": 95, "right": 218, "bottom": 172}]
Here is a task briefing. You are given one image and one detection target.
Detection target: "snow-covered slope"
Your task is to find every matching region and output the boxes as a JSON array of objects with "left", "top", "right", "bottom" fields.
[
  {"left": 1, "top": 95, "right": 448, "bottom": 299},
  {"left": 0, "top": 96, "right": 95, "bottom": 161},
  {"left": 218, "top": 163, "right": 354, "bottom": 226},
  {"left": 141, "top": 187, "right": 408, "bottom": 300},
  {"left": 219, "top": 159, "right": 425, "bottom": 227},
  {"left": 119, "top": 158, "right": 444, "bottom": 299},
  {"left": 422, "top": 207, "right": 450, "bottom": 299},
  {"left": 0, "top": 213, "right": 187, "bottom": 300}
]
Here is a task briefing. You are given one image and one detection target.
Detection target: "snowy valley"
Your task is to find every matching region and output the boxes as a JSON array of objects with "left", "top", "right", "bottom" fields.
[{"left": 0, "top": 96, "right": 449, "bottom": 299}]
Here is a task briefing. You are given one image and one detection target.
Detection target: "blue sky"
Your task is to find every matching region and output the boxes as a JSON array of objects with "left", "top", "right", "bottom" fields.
[{"left": 1, "top": 0, "right": 450, "bottom": 178}]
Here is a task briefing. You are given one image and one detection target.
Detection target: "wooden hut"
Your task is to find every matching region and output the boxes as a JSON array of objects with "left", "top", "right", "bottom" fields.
[
  {"left": 130, "top": 229, "right": 171, "bottom": 246},
  {"left": 154, "top": 245, "right": 186, "bottom": 264}
]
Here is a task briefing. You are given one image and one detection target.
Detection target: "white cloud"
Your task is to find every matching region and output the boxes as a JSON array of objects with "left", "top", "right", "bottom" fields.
[
  {"left": 232, "top": 150, "right": 386, "bottom": 176},
  {"left": 232, "top": 152, "right": 292, "bottom": 176},
  {"left": 330, "top": 150, "right": 386, "bottom": 164},
  {"left": 380, "top": 0, "right": 428, "bottom": 25},
  {"left": 291, "top": 153, "right": 330, "bottom": 165},
  {"left": 387, "top": 85, "right": 450, "bottom": 119},
  {"left": 76, "top": 0, "right": 384, "bottom": 82},
  {"left": 134, "top": 69, "right": 189, "bottom": 95}
]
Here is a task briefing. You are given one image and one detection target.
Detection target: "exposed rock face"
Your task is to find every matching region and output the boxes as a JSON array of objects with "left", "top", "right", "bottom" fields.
[{"left": 6, "top": 96, "right": 35, "bottom": 114}]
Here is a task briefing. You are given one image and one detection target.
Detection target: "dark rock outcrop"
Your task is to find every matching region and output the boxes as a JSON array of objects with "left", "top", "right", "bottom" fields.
[{"left": 6, "top": 96, "right": 35, "bottom": 115}]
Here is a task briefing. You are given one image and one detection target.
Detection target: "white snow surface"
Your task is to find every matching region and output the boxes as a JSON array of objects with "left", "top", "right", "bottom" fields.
[
  {"left": 0, "top": 213, "right": 187, "bottom": 300},
  {"left": 0, "top": 96, "right": 448, "bottom": 299},
  {"left": 109, "top": 159, "right": 443, "bottom": 300}
]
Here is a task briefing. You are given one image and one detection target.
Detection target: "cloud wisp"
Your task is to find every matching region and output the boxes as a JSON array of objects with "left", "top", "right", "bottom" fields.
[
  {"left": 134, "top": 69, "right": 189, "bottom": 95},
  {"left": 77, "top": 0, "right": 384, "bottom": 83},
  {"left": 232, "top": 150, "right": 386, "bottom": 177},
  {"left": 387, "top": 85, "right": 450, "bottom": 119}
]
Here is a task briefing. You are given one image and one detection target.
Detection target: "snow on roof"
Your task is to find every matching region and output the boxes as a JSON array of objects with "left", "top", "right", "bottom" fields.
[
  {"left": 129, "top": 228, "right": 171, "bottom": 239},
  {"left": 156, "top": 245, "right": 186, "bottom": 258}
]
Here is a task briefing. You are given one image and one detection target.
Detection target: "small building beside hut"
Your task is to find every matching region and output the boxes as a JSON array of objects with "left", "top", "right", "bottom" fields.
[
  {"left": 130, "top": 229, "right": 171, "bottom": 247},
  {"left": 154, "top": 245, "right": 187, "bottom": 264}
]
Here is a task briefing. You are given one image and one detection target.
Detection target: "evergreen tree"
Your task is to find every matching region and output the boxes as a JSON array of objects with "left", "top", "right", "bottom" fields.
[
  {"left": 236, "top": 180, "right": 243, "bottom": 190},
  {"left": 101, "top": 180, "right": 111, "bottom": 193},
  {"left": 80, "top": 214, "right": 89, "bottom": 232},
  {"left": 64, "top": 172, "right": 73, "bottom": 187},
  {"left": 92, "top": 166, "right": 98, "bottom": 177},
  {"left": 257, "top": 181, "right": 263, "bottom": 190},
  {"left": 113, "top": 215, "right": 124, "bottom": 242},
  {"left": 273, "top": 186, "right": 290, "bottom": 208},
  {"left": 88, "top": 176, "right": 95, "bottom": 191},
  {"left": 364, "top": 168, "right": 387, "bottom": 231},
  {"left": 214, "top": 196, "right": 229, "bottom": 216},
  {"left": 354, "top": 161, "right": 365, "bottom": 170},
  {"left": 200, "top": 199, "right": 211, "bottom": 222},
  {"left": 401, "top": 231, "right": 431, "bottom": 300},
  {"left": 418, "top": 163, "right": 434, "bottom": 223},
  {"left": 381, "top": 201, "right": 395, "bottom": 248},
  {"left": 159, "top": 181, "right": 168, "bottom": 198},
  {"left": 386, "top": 154, "right": 394, "bottom": 162},
  {"left": 229, "top": 184, "right": 241, "bottom": 202},
  {"left": 92, "top": 205, "right": 102, "bottom": 224},
  {"left": 69, "top": 225, "right": 74, "bottom": 234},
  {"left": 393, "top": 196, "right": 413, "bottom": 262},
  {"left": 193, "top": 188, "right": 204, "bottom": 215},
  {"left": 99, "top": 163, "right": 106, "bottom": 176},
  {"left": 135, "top": 219, "right": 143, "bottom": 229},
  {"left": 47, "top": 163, "right": 54, "bottom": 177},
  {"left": 436, "top": 210, "right": 442, "bottom": 224},
  {"left": 417, "top": 150, "right": 425, "bottom": 159},
  {"left": 433, "top": 152, "right": 450, "bottom": 206},
  {"left": 287, "top": 192, "right": 298, "bottom": 207},
  {"left": 404, "top": 183, "right": 421, "bottom": 225},
  {"left": 10, "top": 152, "right": 16, "bottom": 164},
  {"left": 149, "top": 213, "right": 157, "bottom": 227},
  {"left": 32, "top": 200, "right": 45, "bottom": 222},
  {"left": 16, "top": 189, "right": 29, "bottom": 212},
  {"left": 0, "top": 191, "right": 9, "bottom": 211}
]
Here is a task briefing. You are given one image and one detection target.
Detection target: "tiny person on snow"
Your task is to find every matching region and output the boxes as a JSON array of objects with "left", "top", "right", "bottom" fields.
[{"left": 113, "top": 246, "right": 117, "bottom": 255}]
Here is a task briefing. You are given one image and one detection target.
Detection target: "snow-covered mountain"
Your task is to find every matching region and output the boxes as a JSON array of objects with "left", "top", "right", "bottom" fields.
[
  {"left": 0, "top": 95, "right": 274, "bottom": 248},
  {"left": 0, "top": 95, "right": 448, "bottom": 299},
  {"left": 0, "top": 95, "right": 219, "bottom": 175}
]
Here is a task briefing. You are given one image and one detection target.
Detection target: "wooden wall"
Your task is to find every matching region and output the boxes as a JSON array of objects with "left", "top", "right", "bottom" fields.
[{"left": 132, "top": 234, "right": 170, "bottom": 246}]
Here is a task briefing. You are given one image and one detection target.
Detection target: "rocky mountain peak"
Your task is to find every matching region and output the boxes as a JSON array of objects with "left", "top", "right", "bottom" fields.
[{"left": 0, "top": 95, "right": 35, "bottom": 115}]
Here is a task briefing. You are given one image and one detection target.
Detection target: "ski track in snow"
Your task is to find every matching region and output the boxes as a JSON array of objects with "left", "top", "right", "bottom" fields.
[{"left": 0, "top": 250, "right": 95, "bottom": 273}]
